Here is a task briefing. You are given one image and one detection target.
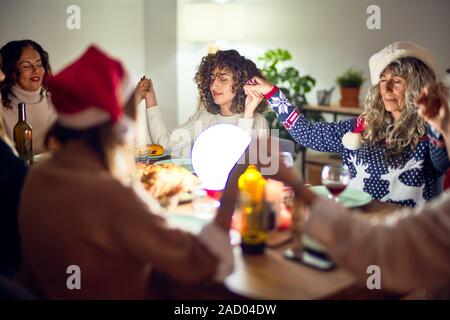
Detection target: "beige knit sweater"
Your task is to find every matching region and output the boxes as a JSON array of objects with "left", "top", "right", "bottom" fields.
[
  {"left": 18, "top": 141, "right": 233, "bottom": 299},
  {"left": 305, "top": 194, "right": 450, "bottom": 298},
  {"left": 2, "top": 85, "right": 56, "bottom": 154}
]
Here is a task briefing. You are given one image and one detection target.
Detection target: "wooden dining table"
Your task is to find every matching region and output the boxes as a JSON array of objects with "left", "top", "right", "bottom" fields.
[{"left": 152, "top": 197, "right": 407, "bottom": 300}]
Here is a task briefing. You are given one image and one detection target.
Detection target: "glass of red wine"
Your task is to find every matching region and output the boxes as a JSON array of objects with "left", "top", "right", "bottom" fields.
[{"left": 321, "top": 164, "right": 350, "bottom": 202}]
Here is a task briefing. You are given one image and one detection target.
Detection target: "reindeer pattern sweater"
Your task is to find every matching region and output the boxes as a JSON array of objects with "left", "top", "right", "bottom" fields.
[{"left": 266, "top": 87, "right": 450, "bottom": 207}]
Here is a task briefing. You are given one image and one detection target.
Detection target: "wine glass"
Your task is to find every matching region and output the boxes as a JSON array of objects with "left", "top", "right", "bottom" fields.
[
  {"left": 192, "top": 188, "right": 219, "bottom": 220},
  {"left": 321, "top": 164, "right": 350, "bottom": 201}
]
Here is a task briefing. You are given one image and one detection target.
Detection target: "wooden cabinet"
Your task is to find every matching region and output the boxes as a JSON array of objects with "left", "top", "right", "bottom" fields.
[
  {"left": 302, "top": 104, "right": 362, "bottom": 121},
  {"left": 304, "top": 151, "right": 342, "bottom": 185}
]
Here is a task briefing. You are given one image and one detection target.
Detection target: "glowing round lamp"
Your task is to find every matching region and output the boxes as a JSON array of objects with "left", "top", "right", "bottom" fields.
[{"left": 192, "top": 124, "right": 251, "bottom": 191}]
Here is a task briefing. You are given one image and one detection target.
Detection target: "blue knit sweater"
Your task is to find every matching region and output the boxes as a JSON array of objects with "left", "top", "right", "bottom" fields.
[{"left": 267, "top": 88, "right": 450, "bottom": 207}]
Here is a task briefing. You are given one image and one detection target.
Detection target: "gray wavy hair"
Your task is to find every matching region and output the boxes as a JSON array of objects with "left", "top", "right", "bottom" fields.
[{"left": 361, "top": 57, "right": 436, "bottom": 157}]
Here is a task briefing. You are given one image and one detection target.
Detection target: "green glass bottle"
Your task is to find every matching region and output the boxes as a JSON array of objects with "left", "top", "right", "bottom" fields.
[{"left": 13, "top": 103, "right": 33, "bottom": 165}]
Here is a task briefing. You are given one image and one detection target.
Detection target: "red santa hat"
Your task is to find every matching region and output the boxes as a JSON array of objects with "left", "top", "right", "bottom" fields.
[{"left": 47, "top": 45, "right": 134, "bottom": 129}]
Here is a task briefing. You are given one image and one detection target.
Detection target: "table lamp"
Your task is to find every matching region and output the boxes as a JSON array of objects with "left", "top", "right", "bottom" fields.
[{"left": 191, "top": 124, "right": 251, "bottom": 191}]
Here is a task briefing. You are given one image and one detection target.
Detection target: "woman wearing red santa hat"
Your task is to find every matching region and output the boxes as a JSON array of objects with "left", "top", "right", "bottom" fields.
[
  {"left": 0, "top": 40, "right": 57, "bottom": 155},
  {"left": 17, "top": 46, "right": 239, "bottom": 299}
]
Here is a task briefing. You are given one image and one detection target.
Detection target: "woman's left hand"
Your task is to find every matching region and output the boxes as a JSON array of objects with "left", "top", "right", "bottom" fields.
[
  {"left": 136, "top": 76, "right": 157, "bottom": 108},
  {"left": 417, "top": 83, "right": 450, "bottom": 135},
  {"left": 243, "top": 84, "right": 264, "bottom": 119}
]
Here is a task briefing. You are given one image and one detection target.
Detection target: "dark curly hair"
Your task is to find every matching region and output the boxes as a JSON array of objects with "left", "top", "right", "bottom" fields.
[
  {"left": 194, "top": 49, "right": 267, "bottom": 114},
  {"left": 0, "top": 40, "right": 52, "bottom": 109}
]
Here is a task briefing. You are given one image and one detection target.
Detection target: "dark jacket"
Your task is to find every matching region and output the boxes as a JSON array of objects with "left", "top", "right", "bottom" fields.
[{"left": 0, "top": 139, "right": 27, "bottom": 277}]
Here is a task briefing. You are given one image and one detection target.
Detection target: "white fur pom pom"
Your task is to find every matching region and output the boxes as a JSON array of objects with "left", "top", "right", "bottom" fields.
[{"left": 342, "top": 132, "right": 362, "bottom": 150}]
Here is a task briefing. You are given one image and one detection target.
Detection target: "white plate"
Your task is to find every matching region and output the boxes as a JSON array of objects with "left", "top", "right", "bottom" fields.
[
  {"left": 166, "top": 213, "right": 240, "bottom": 245},
  {"left": 155, "top": 158, "right": 194, "bottom": 172},
  {"left": 135, "top": 152, "right": 169, "bottom": 164},
  {"left": 309, "top": 185, "right": 372, "bottom": 208},
  {"left": 167, "top": 214, "right": 209, "bottom": 234},
  {"left": 146, "top": 152, "right": 170, "bottom": 160}
]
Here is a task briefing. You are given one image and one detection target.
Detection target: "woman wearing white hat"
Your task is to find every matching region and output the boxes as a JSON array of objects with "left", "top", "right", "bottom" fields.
[
  {"left": 246, "top": 41, "right": 450, "bottom": 207},
  {"left": 261, "top": 84, "right": 450, "bottom": 298}
]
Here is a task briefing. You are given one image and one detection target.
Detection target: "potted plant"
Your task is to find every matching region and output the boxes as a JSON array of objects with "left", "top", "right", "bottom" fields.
[
  {"left": 258, "top": 49, "right": 319, "bottom": 155},
  {"left": 336, "top": 68, "right": 365, "bottom": 107}
]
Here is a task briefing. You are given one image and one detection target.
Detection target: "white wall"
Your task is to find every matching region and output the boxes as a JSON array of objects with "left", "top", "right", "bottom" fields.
[
  {"left": 2, "top": 0, "right": 450, "bottom": 133},
  {"left": 0, "top": 0, "right": 146, "bottom": 77},
  {"left": 0, "top": 0, "right": 179, "bottom": 143},
  {"left": 145, "top": 0, "right": 178, "bottom": 138},
  {"left": 178, "top": 0, "right": 450, "bottom": 123}
]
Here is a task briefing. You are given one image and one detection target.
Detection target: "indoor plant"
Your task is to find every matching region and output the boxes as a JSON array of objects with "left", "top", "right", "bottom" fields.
[{"left": 336, "top": 68, "right": 365, "bottom": 107}]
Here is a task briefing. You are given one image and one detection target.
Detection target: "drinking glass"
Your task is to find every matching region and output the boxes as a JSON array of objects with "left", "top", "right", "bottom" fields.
[
  {"left": 192, "top": 188, "right": 219, "bottom": 220},
  {"left": 321, "top": 164, "right": 350, "bottom": 201}
]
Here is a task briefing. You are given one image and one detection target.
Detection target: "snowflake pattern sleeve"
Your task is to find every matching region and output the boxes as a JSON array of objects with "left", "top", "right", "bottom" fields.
[
  {"left": 266, "top": 87, "right": 354, "bottom": 153},
  {"left": 425, "top": 126, "right": 450, "bottom": 173}
]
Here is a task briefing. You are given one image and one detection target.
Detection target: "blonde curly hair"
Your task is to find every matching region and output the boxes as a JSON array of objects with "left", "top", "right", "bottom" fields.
[{"left": 361, "top": 57, "right": 436, "bottom": 157}]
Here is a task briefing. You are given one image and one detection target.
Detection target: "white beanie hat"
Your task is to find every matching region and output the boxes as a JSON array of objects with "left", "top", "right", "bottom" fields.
[{"left": 369, "top": 41, "right": 437, "bottom": 85}]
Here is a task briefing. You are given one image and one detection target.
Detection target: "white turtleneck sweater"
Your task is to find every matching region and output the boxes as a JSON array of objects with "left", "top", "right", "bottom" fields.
[
  {"left": 146, "top": 106, "right": 269, "bottom": 157},
  {"left": 2, "top": 85, "right": 57, "bottom": 154}
]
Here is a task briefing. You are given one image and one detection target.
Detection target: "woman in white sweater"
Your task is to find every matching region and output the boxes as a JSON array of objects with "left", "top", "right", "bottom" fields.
[
  {"left": 137, "top": 50, "right": 269, "bottom": 157},
  {"left": 0, "top": 40, "right": 56, "bottom": 155}
]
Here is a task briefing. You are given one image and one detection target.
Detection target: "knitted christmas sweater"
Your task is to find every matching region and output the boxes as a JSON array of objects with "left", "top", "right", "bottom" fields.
[{"left": 265, "top": 87, "right": 450, "bottom": 207}]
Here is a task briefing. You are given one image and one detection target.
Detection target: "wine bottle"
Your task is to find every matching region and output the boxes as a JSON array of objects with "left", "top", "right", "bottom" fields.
[
  {"left": 13, "top": 102, "right": 33, "bottom": 165},
  {"left": 238, "top": 165, "right": 268, "bottom": 254}
]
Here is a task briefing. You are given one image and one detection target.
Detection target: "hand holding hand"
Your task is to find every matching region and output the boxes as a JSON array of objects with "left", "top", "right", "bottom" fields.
[
  {"left": 136, "top": 76, "right": 157, "bottom": 108},
  {"left": 243, "top": 77, "right": 275, "bottom": 97},
  {"left": 417, "top": 82, "right": 449, "bottom": 135},
  {"left": 243, "top": 85, "right": 264, "bottom": 119},
  {"left": 246, "top": 137, "right": 318, "bottom": 206}
]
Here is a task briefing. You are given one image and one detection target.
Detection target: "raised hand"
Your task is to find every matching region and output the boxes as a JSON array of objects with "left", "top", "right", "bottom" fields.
[
  {"left": 243, "top": 84, "right": 264, "bottom": 119},
  {"left": 135, "top": 76, "right": 157, "bottom": 108},
  {"left": 417, "top": 82, "right": 449, "bottom": 135},
  {"left": 243, "top": 77, "right": 275, "bottom": 97},
  {"left": 135, "top": 76, "right": 148, "bottom": 100}
]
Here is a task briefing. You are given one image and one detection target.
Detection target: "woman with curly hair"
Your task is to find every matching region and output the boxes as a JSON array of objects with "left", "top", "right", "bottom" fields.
[
  {"left": 137, "top": 49, "right": 268, "bottom": 156},
  {"left": 1, "top": 40, "right": 56, "bottom": 155},
  {"left": 245, "top": 41, "right": 450, "bottom": 207}
]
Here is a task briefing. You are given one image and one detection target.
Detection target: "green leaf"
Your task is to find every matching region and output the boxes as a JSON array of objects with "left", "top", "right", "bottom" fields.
[{"left": 336, "top": 68, "right": 365, "bottom": 87}]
